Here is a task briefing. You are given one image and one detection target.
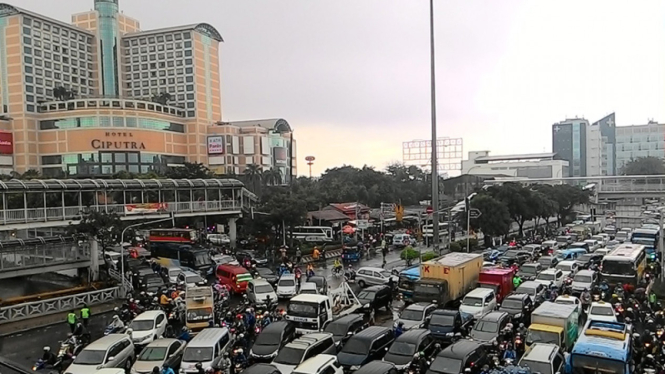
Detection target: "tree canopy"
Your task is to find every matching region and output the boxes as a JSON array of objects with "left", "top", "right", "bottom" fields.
[{"left": 620, "top": 156, "right": 665, "bottom": 175}]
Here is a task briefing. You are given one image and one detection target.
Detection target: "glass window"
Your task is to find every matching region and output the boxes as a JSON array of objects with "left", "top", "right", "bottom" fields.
[
  {"left": 41, "top": 155, "right": 62, "bottom": 165},
  {"left": 115, "top": 153, "right": 126, "bottom": 163},
  {"left": 101, "top": 153, "right": 113, "bottom": 164},
  {"left": 129, "top": 164, "right": 139, "bottom": 173},
  {"left": 112, "top": 117, "right": 124, "bottom": 127},
  {"left": 128, "top": 153, "right": 139, "bottom": 163}
]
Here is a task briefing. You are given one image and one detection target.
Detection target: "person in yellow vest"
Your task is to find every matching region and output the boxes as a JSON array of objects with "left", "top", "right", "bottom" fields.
[
  {"left": 80, "top": 304, "right": 91, "bottom": 327},
  {"left": 67, "top": 310, "right": 77, "bottom": 333}
]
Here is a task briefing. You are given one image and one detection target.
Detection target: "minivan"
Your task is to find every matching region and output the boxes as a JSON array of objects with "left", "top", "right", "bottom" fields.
[
  {"left": 383, "top": 329, "right": 435, "bottom": 370},
  {"left": 338, "top": 326, "right": 395, "bottom": 371},
  {"left": 272, "top": 333, "right": 337, "bottom": 374},
  {"left": 427, "top": 340, "right": 489, "bottom": 374},
  {"left": 65, "top": 334, "right": 135, "bottom": 374},
  {"left": 392, "top": 234, "right": 413, "bottom": 248},
  {"left": 459, "top": 288, "right": 497, "bottom": 319},
  {"left": 250, "top": 321, "right": 296, "bottom": 362},
  {"left": 180, "top": 328, "right": 231, "bottom": 373},
  {"left": 215, "top": 265, "right": 252, "bottom": 294},
  {"left": 292, "top": 354, "right": 344, "bottom": 374}
]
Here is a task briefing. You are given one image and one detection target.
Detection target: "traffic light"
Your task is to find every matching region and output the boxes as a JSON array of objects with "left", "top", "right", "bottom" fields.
[{"left": 395, "top": 204, "right": 404, "bottom": 222}]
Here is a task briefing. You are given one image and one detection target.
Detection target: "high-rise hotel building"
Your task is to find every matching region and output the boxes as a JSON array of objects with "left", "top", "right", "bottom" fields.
[{"left": 0, "top": 1, "right": 296, "bottom": 180}]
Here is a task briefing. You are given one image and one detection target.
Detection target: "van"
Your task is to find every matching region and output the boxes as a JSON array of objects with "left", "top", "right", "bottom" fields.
[
  {"left": 392, "top": 234, "right": 413, "bottom": 248},
  {"left": 459, "top": 288, "right": 497, "bottom": 319},
  {"left": 215, "top": 264, "right": 252, "bottom": 294},
  {"left": 517, "top": 343, "right": 563, "bottom": 374},
  {"left": 292, "top": 354, "right": 344, "bottom": 374},
  {"left": 250, "top": 321, "right": 297, "bottom": 362},
  {"left": 338, "top": 327, "right": 395, "bottom": 371},
  {"left": 272, "top": 333, "right": 337, "bottom": 374},
  {"left": 180, "top": 328, "right": 231, "bottom": 373},
  {"left": 65, "top": 334, "right": 135, "bottom": 374}
]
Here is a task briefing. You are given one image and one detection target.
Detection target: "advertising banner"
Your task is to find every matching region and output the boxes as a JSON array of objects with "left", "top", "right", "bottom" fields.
[
  {"left": 0, "top": 132, "right": 13, "bottom": 155},
  {"left": 207, "top": 136, "right": 225, "bottom": 154},
  {"left": 273, "top": 146, "right": 287, "bottom": 165},
  {"left": 125, "top": 203, "right": 168, "bottom": 214}
]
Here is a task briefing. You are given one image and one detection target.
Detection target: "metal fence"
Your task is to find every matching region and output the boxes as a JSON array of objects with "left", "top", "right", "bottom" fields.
[
  {"left": 0, "top": 287, "right": 119, "bottom": 324},
  {"left": 0, "top": 241, "right": 90, "bottom": 271}
]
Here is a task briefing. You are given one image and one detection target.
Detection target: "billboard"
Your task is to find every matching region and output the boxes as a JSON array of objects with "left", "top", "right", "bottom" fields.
[
  {"left": 402, "top": 137, "right": 463, "bottom": 175},
  {"left": 0, "top": 132, "right": 13, "bottom": 155},
  {"left": 207, "top": 136, "right": 225, "bottom": 154},
  {"left": 124, "top": 203, "right": 168, "bottom": 214},
  {"left": 273, "top": 146, "right": 287, "bottom": 165}
]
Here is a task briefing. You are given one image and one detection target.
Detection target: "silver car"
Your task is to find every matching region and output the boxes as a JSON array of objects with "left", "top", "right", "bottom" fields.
[
  {"left": 132, "top": 339, "right": 185, "bottom": 374},
  {"left": 355, "top": 266, "right": 398, "bottom": 288}
]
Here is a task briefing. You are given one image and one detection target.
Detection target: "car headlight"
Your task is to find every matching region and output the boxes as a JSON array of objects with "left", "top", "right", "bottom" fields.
[
  {"left": 364, "top": 303, "right": 370, "bottom": 308},
  {"left": 446, "top": 332, "right": 454, "bottom": 336},
  {"left": 350, "top": 366, "right": 361, "bottom": 371}
]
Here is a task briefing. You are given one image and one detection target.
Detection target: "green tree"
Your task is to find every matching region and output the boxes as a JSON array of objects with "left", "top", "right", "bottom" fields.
[
  {"left": 243, "top": 164, "right": 263, "bottom": 193},
  {"left": 68, "top": 210, "right": 128, "bottom": 254},
  {"left": 263, "top": 167, "right": 283, "bottom": 186},
  {"left": 533, "top": 184, "right": 590, "bottom": 225},
  {"left": 463, "top": 195, "right": 512, "bottom": 247},
  {"left": 488, "top": 183, "right": 534, "bottom": 236},
  {"left": 621, "top": 156, "right": 665, "bottom": 175},
  {"left": 165, "top": 162, "right": 213, "bottom": 179},
  {"left": 261, "top": 187, "right": 308, "bottom": 246}
]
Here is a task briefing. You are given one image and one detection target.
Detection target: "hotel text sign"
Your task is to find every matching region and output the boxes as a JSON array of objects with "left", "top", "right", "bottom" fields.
[{"left": 91, "top": 132, "right": 146, "bottom": 150}]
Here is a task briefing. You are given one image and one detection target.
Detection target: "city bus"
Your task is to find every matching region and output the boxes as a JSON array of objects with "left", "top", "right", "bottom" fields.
[
  {"left": 149, "top": 228, "right": 199, "bottom": 243},
  {"left": 149, "top": 242, "right": 213, "bottom": 275},
  {"left": 631, "top": 227, "right": 660, "bottom": 260},
  {"left": 422, "top": 222, "right": 449, "bottom": 238},
  {"left": 569, "top": 321, "right": 630, "bottom": 374},
  {"left": 600, "top": 244, "right": 647, "bottom": 287},
  {"left": 292, "top": 226, "right": 334, "bottom": 242}
]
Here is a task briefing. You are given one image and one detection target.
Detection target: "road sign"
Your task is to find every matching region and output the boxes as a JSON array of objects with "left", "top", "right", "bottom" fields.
[
  {"left": 426, "top": 206, "right": 433, "bottom": 214},
  {"left": 469, "top": 208, "right": 482, "bottom": 219},
  {"left": 357, "top": 219, "right": 370, "bottom": 229}
]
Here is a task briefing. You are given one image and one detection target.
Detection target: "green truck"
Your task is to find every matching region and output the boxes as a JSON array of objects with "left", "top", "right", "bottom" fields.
[{"left": 526, "top": 301, "right": 580, "bottom": 351}]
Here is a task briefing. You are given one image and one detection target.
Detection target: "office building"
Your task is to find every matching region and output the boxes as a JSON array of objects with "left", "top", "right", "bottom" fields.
[
  {"left": 615, "top": 120, "right": 665, "bottom": 172},
  {"left": 0, "top": 1, "right": 296, "bottom": 180},
  {"left": 461, "top": 151, "right": 568, "bottom": 179},
  {"left": 552, "top": 118, "right": 589, "bottom": 177},
  {"left": 586, "top": 113, "right": 616, "bottom": 176}
]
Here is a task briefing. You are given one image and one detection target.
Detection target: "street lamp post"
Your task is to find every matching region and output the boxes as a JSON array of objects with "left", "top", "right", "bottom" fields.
[{"left": 429, "top": 0, "right": 440, "bottom": 252}]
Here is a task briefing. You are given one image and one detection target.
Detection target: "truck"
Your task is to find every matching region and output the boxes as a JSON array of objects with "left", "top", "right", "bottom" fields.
[
  {"left": 286, "top": 282, "right": 360, "bottom": 335},
  {"left": 477, "top": 268, "right": 514, "bottom": 302},
  {"left": 412, "top": 253, "right": 483, "bottom": 307},
  {"left": 185, "top": 286, "right": 214, "bottom": 333},
  {"left": 526, "top": 301, "right": 580, "bottom": 351}
]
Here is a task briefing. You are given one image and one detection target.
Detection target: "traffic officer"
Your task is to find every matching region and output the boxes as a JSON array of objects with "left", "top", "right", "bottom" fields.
[
  {"left": 80, "top": 304, "right": 91, "bottom": 327},
  {"left": 67, "top": 310, "right": 77, "bottom": 332}
]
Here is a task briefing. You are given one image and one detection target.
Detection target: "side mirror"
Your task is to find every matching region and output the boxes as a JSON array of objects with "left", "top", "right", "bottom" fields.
[{"left": 107, "top": 356, "right": 115, "bottom": 362}]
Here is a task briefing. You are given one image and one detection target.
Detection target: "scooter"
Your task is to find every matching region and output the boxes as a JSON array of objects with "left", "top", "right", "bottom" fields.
[{"left": 104, "top": 323, "right": 127, "bottom": 336}]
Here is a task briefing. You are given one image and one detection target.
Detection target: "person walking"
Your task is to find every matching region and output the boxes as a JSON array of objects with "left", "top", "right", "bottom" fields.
[
  {"left": 67, "top": 310, "right": 77, "bottom": 333},
  {"left": 80, "top": 304, "right": 91, "bottom": 327},
  {"left": 295, "top": 247, "right": 302, "bottom": 264}
]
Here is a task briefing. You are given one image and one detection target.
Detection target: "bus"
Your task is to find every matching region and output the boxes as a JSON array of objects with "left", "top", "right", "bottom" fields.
[
  {"left": 422, "top": 222, "right": 449, "bottom": 238},
  {"left": 149, "top": 242, "right": 213, "bottom": 275},
  {"left": 600, "top": 244, "right": 647, "bottom": 287},
  {"left": 293, "top": 226, "right": 333, "bottom": 242},
  {"left": 631, "top": 227, "right": 660, "bottom": 260},
  {"left": 569, "top": 321, "right": 630, "bottom": 374},
  {"left": 149, "top": 228, "right": 199, "bottom": 243}
]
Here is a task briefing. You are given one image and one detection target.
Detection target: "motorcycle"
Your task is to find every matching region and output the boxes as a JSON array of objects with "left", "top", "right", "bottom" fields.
[
  {"left": 103, "top": 323, "right": 127, "bottom": 336},
  {"left": 32, "top": 359, "right": 47, "bottom": 371}
]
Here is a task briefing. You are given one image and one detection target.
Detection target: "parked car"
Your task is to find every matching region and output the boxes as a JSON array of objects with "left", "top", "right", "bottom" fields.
[
  {"left": 357, "top": 285, "right": 392, "bottom": 312},
  {"left": 129, "top": 310, "right": 168, "bottom": 347},
  {"left": 498, "top": 293, "right": 533, "bottom": 325},
  {"left": 516, "top": 263, "right": 543, "bottom": 281},
  {"left": 383, "top": 329, "right": 436, "bottom": 370},
  {"left": 469, "top": 312, "right": 512, "bottom": 344},
  {"left": 249, "top": 321, "right": 296, "bottom": 362},
  {"left": 323, "top": 314, "right": 367, "bottom": 347},
  {"left": 427, "top": 340, "right": 490, "bottom": 374},
  {"left": 356, "top": 267, "right": 398, "bottom": 288},
  {"left": 459, "top": 288, "right": 497, "bottom": 319},
  {"left": 395, "top": 302, "right": 437, "bottom": 330},
  {"left": 247, "top": 279, "right": 277, "bottom": 306},
  {"left": 337, "top": 326, "right": 394, "bottom": 371},
  {"left": 132, "top": 339, "right": 185, "bottom": 374}
]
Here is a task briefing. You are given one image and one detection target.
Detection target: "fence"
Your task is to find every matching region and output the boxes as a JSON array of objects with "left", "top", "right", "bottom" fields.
[{"left": 0, "top": 287, "right": 119, "bottom": 324}]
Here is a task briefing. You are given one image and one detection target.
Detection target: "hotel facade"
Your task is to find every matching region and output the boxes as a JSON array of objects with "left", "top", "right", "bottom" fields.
[{"left": 0, "top": 1, "right": 296, "bottom": 180}]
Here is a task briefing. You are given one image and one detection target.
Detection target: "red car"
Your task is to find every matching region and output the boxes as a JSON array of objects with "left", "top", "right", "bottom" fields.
[{"left": 216, "top": 264, "right": 252, "bottom": 294}]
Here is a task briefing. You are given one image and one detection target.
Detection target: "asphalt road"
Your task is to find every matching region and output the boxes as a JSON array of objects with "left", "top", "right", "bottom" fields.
[{"left": 0, "top": 247, "right": 411, "bottom": 371}]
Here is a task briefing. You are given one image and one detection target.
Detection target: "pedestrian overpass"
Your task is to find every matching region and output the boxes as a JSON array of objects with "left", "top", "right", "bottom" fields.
[
  {"left": 0, "top": 178, "right": 256, "bottom": 232},
  {"left": 0, "top": 236, "right": 89, "bottom": 280}
]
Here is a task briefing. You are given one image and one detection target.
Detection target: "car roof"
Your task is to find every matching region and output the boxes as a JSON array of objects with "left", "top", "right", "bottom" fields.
[
  {"left": 395, "top": 329, "right": 429, "bottom": 343},
  {"left": 353, "top": 326, "right": 391, "bottom": 340},
  {"left": 505, "top": 293, "right": 529, "bottom": 301},
  {"left": 366, "top": 285, "right": 389, "bottom": 291},
  {"left": 465, "top": 288, "right": 494, "bottom": 298},
  {"left": 576, "top": 269, "right": 595, "bottom": 276},
  {"left": 432, "top": 309, "right": 459, "bottom": 316},
  {"left": 188, "top": 328, "right": 229, "bottom": 347},
  {"left": 300, "top": 282, "right": 317, "bottom": 289},
  {"left": 405, "top": 302, "right": 435, "bottom": 311},
  {"left": 284, "top": 333, "right": 334, "bottom": 350},
  {"left": 521, "top": 262, "right": 540, "bottom": 267},
  {"left": 144, "top": 338, "right": 181, "bottom": 348},
  {"left": 557, "top": 260, "right": 576, "bottom": 265},
  {"left": 520, "top": 343, "right": 558, "bottom": 363},
  {"left": 478, "top": 311, "right": 509, "bottom": 322},
  {"left": 134, "top": 310, "right": 164, "bottom": 320},
  {"left": 359, "top": 267, "right": 386, "bottom": 272},
  {"left": 250, "top": 278, "right": 271, "bottom": 286},
  {"left": 293, "top": 354, "right": 337, "bottom": 373},
  {"left": 440, "top": 340, "right": 483, "bottom": 358},
  {"left": 591, "top": 301, "right": 613, "bottom": 308},
  {"left": 218, "top": 264, "right": 250, "bottom": 274},
  {"left": 540, "top": 268, "right": 559, "bottom": 274},
  {"left": 353, "top": 361, "right": 396, "bottom": 374},
  {"left": 519, "top": 281, "right": 542, "bottom": 288},
  {"left": 180, "top": 270, "right": 199, "bottom": 276},
  {"left": 329, "top": 313, "right": 364, "bottom": 324},
  {"left": 290, "top": 294, "right": 329, "bottom": 303},
  {"left": 86, "top": 334, "right": 131, "bottom": 349},
  {"left": 262, "top": 321, "right": 291, "bottom": 334}
]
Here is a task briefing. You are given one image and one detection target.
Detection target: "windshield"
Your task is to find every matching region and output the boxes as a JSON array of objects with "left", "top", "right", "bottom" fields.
[
  {"left": 462, "top": 296, "right": 484, "bottom": 307},
  {"left": 169, "top": 269, "right": 180, "bottom": 276},
  {"left": 187, "top": 307, "right": 213, "bottom": 322},
  {"left": 255, "top": 331, "right": 281, "bottom": 346},
  {"left": 388, "top": 342, "right": 416, "bottom": 356},
  {"left": 341, "top": 339, "right": 370, "bottom": 354},
  {"left": 503, "top": 250, "right": 520, "bottom": 258},
  {"left": 574, "top": 274, "right": 593, "bottom": 283},
  {"left": 431, "top": 358, "right": 463, "bottom": 374},
  {"left": 357, "top": 291, "right": 376, "bottom": 299},
  {"left": 538, "top": 258, "right": 552, "bottom": 266},
  {"left": 324, "top": 322, "right": 349, "bottom": 336},
  {"left": 287, "top": 302, "right": 318, "bottom": 317},
  {"left": 520, "top": 360, "right": 553, "bottom": 374},
  {"left": 258, "top": 268, "right": 272, "bottom": 276},
  {"left": 279, "top": 279, "right": 295, "bottom": 287},
  {"left": 632, "top": 237, "right": 655, "bottom": 246},
  {"left": 194, "top": 253, "right": 211, "bottom": 267},
  {"left": 73, "top": 350, "right": 106, "bottom": 365},
  {"left": 501, "top": 299, "right": 523, "bottom": 309},
  {"left": 398, "top": 278, "right": 416, "bottom": 291},
  {"left": 578, "top": 254, "right": 593, "bottom": 262},
  {"left": 400, "top": 309, "right": 424, "bottom": 321},
  {"left": 473, "top": 320, "right": 498, "bottom": 333},
  {"left": 415, "top": 283, "right": 440, "bottom": 294},
  {"left": 274, "top": 347, "right": 305, "bottom": 365},
  {"left": 380, "top": 271, "right": 391, "bottom": 278},
  {"left": 590, "top": 306, "right": 614, "bottom": 316},
  {"left": 571, "top": 355, "right": 626, "bottom": 374},
  {"left": 183, "top": 347, "right": 213, "bottom": 362},
  {"left": 537, "top": 273, "right": 556, "bottom": 281},
  {"left": 557, "top": 264, "right": 572, "bottom": 272},
  {"left": 516, "top": 286, "right": 536, "bottom": 296},
  {"left": 186, "top": 275, "right": 203, "bottom": 283},
  {"left": 430, "top": 314, "right": 455, "bottom": 326},
  {"left": 602, "top": 260, "right": 636, "bottom": 276},
  {"left": 526, "top": 330, "right": 560, "bottom": 345},
  {"left": 138, "top": 347, "right": 167, "bottom": 361},
  {"left": 556, "top": 237, "right": 570, "bottom": 243},
  {"left": 520, "top": 266, "right": 538, "bottom": 274},
  {"left": 255, "top": 284, "right": 274, "bottom": 293},
  {"left": 131, "top": 320, "right": 155, "bottom": 331}
]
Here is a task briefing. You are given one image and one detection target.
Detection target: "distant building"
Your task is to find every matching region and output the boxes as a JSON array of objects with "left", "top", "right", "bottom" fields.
[
  {"left": 586, "top": 113, "right": 616, "bottom": 176},
  {"left": 461, "top": 151, "right": 568, "bottom": 179},
  {"left": 552, "top": 118, "right": 589, "bottom": 177},
  {"left": 615, "top": 120, "right": 665, "bottom": 172}
]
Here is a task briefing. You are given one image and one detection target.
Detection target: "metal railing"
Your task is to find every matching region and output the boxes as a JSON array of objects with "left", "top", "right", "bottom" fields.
[
  {"left": 0, "top": 241, "right": 90, "bottom": 271},
  {"left": 482, "top": 175, "right": 665, "bottom": 194},
  {"left": 0, "top": 199, "right": 240, "bottom": 225},
  {"left": 108, "top": 268, "right": 133, "bottom": 293},
  {"left": 0, "top": 287, "right": 119, "bottom": 324}
]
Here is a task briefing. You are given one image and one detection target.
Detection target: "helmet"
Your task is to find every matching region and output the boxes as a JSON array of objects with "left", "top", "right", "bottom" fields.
[
  {"left": 647, "top": 354, "right": 655, "bottom": 360},
  {"left": 649, "top": 319, "right": 655, "bottom": 324},
  {"left": 246, "top": 308, "right": 251, "bottom": 313},
  {"left": 239, "top": 333, "right": 245, "bottom": 339},
  {"left": 195, "top": 363, "right": 203, "bottom": 369},
  {"left": 398, "top": 322, "right": 404, "bottom": 327},
  {"left": 113, "top": 315, "right": 119, "bottom": 321},
  {"left": 519, "top": 323, "right": 525, "bottom": 328},
  {"left": 153, "top": 367, "right": 160, "bottom": 374},
  {"left": 224, "top": 352, "right": 230, "bottom": 358},
  {"left": 43, "top": 346, "right": 50, "bottom": 352},
  {"left": 181, "top": 326, "right": 188, "bottom": 332},
  {"left": 126, "top": 328, "right": 133, "bottom": 335},
  {"left": 264, "top": 311, "right": 269, "bottom": 317},
  {"left": 348, "top": 264, "right": 353, "bottom": 268},
  {"left": 153, "top": 297, "right": 158, "bottom": 302},
  {"left": 435, "top": 343, "right": 441, "bottom": 349},
  {"left": 413, "top": 353, "right": 420, "bottom": 359},
  {"left": 129, "top": 298, "right": 134, "bottom": 303},
  {"left": 464, "top": 369, "right": 472, "bottom": 373},
  {"left": 236, "top": 348, "right": 244, "bottom": 354}
]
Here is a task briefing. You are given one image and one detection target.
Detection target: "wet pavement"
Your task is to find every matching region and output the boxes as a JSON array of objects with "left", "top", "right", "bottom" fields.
[{"left": 0, "top": 246, "right": 418, "bottom": 371}]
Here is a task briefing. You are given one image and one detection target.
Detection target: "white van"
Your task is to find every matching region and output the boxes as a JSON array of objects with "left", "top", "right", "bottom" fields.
[
  {"left": 392, "top": 234, "right": 413, "bottom": 248},
  {"left": 180, "top": 328, "right": 231, "bottom": 373},
  {"left": 459, "top": 288, "right": 497, "bottom": 318},
  {"left": 292, "top": 354, "right": 343, "bottom": 374}
]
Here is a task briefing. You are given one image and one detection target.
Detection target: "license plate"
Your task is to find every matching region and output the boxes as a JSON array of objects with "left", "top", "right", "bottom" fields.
[{"left": 290, "top": 316, "right": 308, "bottom": 322}]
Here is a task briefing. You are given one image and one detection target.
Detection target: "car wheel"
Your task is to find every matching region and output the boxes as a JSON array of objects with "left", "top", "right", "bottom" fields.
[
  {"left": 358, "top": 280, "right": 366, "bottom": 287},
  {"left": 125, "top": 358, "right": 133, "bottom": 373}
]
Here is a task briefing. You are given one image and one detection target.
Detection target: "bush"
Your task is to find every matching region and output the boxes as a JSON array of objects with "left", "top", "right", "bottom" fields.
[
  {"left": 400, "top": 247, "right": 420, "bottom": 261},
  {"left": 449, "top": 242, "right": 462, "bottom": 252},
  {"left": 454, "top": 238, "right": 478, "bottom": 251},
  {"left": 421, "top": 251, "right": 437, "bottom": 262}
]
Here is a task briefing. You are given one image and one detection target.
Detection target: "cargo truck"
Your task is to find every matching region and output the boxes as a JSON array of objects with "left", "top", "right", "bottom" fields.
[
  {"left": 477, "top": 268, "right": 514, "bottom": 302},
  {"left": 412, "top": 253, "right": 483, "bottom": 307},
  {"left": 526, "top": 301, "right": 580, "bottom": 351},
  {"left": 185, "top": 286, "right": 214, "bottom": 333}
]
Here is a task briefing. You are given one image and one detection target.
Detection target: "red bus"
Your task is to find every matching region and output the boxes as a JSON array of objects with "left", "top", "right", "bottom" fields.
[{"left": 149, "top": 228, "right": 199, "bottom": 243}]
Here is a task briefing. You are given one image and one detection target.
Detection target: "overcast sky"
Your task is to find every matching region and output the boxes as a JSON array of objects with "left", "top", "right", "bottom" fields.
[{"left": 14, "top": 0, "right": 665, "bottom": 176}]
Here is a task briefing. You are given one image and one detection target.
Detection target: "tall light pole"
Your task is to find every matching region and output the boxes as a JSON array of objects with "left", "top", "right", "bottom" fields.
[{"left": 429, "top": 0, "right": 440, "bottom": 252}]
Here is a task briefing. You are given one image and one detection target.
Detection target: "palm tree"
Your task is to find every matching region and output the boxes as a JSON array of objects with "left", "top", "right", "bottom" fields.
[
  {"left": 243, "top": 164, "right": 263, "bottom": 192},
  {"left": 263, "top": 167, "right": 283, "bottom": 186}
]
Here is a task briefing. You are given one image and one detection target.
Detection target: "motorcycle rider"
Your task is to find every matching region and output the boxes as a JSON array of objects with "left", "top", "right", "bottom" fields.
[
  {"left": 639, "top": 354, "right": 658, "bottom": 373},
  {"left": 41, "top": 346, "right": 56, "bottom": 366},
  {"left": 614, "top": 283, "right": 625, "bottom": 299},
  {"left": 640, "top": 329, "right": 657, "bottom": 354},
  {"left": 394, "top": 322, "right": 404, "bottom": 338},
  {"left": 645, "top": 318, "right": 657, "bottom": 333},
  {"left": 195, "top": 363, "right": 205, "bottom": 374},
  {"left": 502, "top": 342, "right": 517, "bottom": 362},
  {"left": 220, "top": 353, "right": 231, "bottom": 374},
  {"left": 232, "top": 348, "right": 247, "bottom": 369},
  {"left": 580, "top": 288, "right": 591, "bottom": 310},
  {"left": 110, "top": 315, "right": 125, "bottom": 331},
  {"left": 345, "top": 265, "right": 356, "bottom": 281},
  {"left": 161, "top": 364, "right": 175, "bottom": 374},
  {"left": 244, "top": 308, "right": 256, "bottom": 331},
  {"left": 333, "top": 258, "right": 343, "bottom": 274},
  {"left": 178, "top": 327, "right": 191, "bottom": 342},
  {"left": 517, "top": 323, "right": 528, "bottom": 337},
  {"left": 262, "top": 311, "right": 272, "bottom": 326}
]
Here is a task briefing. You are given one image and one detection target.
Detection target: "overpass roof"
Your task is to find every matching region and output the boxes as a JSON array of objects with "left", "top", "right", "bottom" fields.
[{"left": 0, "top": 178, "right": 244, "bottom": 191}]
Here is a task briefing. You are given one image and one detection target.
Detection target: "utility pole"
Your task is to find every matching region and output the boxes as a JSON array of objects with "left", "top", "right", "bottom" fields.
[
  {"left": 660, "top": 211, "right": 664, "bottom": 281},
  {"left": 429, "top": 0, "right": 440, "bottom": 252}
]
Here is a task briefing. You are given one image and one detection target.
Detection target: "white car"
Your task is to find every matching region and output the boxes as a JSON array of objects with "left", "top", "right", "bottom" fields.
[
  {"left": 176, "top": 270, "right": 207, "bottom": 288},
  {"left": 246, "top": 279, "right": 277, "bottom": 306},
  {"left": 588, "top": 301, "right": 618, "bottom": 323},
  {"left": 555, "top": 261, "right": 579, "bottom": 280},
  {"left": 129, "top": 310, "right": 168, "bottom": 346},
  {"left": 211, "top": 254, "right": 239, "bottom": 267},
  {"left": 554, "top": 295, "right": 581, "bottom": 307},
  {"left": 535, "top": 269, "right": 564, "bottom": 289},
  {"left": 459, "top": 288, "right": 497, "bottom": 319},
  {"left": 584, "top": 239, "right": 601, "bottom": 252},
  {"left": 299, "top": 282, "right": 320, "bottom": 295},
  {"left": 276, "top": 274, "right": 298, "bottom": 299},
  {"left": 207, "top": 234, "right": 231, "bottom": 245},
  {"left": 165, "top": 267, "right": 182, "bottom": 284}
]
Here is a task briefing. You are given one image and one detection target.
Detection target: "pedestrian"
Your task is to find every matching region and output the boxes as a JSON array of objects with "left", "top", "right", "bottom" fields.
[
  {"left": 67, "top": 310, "right": 77, "bottom": 332},
  {"left": 295, "top": 247, "right": 302, "bottom": 264},
  {"left": 649, "top": 290, "right": 658, "bottom": 308},
  {"left": 80, "top": 304, "right": 91, "bottom": 327},
  {"left": 368, "top": 308, "right": 375, "bottom": 325}
]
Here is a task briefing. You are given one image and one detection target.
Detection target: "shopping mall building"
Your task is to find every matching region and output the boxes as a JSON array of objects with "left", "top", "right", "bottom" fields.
[{"left": 0, "top": 0, "right": 296, "bottom": 179}]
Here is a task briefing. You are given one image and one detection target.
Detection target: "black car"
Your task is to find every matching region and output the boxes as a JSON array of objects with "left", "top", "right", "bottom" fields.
[
  {"left": 426, "top": 309, "right": 474, "bottom": 342},
  {"left": 427, "top": 340, "right": 490, "bottom": 374},
  {"left": 236, "top": 250, "right": 269, "bottom": 266},
  {"left": 498, "top": 250, "right": 531, "bottom": 266},
  {"left": 337, "top": 326, "right": 394, "bottom": 371},
  {"left": 324, "top": 313, "right": 367, "bottom": 347},
  {"left": 249, "top": 321, "right": 296, "bottom": 362},
  {"left": 354, "top": 361, "right": 399, "bottom": 374},
  {"left": 239, "top": 364, "right": 281, "bottom": 374},
  {"left": 308, "top": 276, "right": 329, "bottom": 296},
  {"left": 469, "top": 311, "right": 512, "bottom": 344},
  {"left": 357, "top": 285, "right": 392, "bottom": 312},
  {"left": 255, "top": 267, "right": 278, "bottom": 285},
  {"left": 498, "top": 293, "right": 533, "bottom": 325},
  {"left": 141, "top": 273, "right": 165, "bottom": 293},
  {"left": 384, "top": 329, "right": 436, "bottom": 369},
  {"left": 516, "top": 263, "right": 543, "bottom": 281},
  {"left": 575, "top": 253, "right": 604, "bottom": 269}
]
